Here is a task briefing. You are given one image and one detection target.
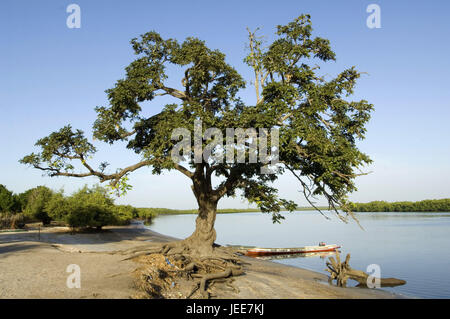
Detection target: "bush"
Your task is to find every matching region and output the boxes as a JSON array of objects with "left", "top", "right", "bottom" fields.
[
  {"left": 46, "top": 185, "right": 117, "bottom": 229},
  {"left": 24, "top": 186, "right": 54, "bottom": 224},
  {"left": 0, "top": 185, "right": 15, "bottom": 213},
  {"left": 0, "top": 185, "right": 37, "bottom": 214},
  {"left": 0, "top": 184, "right": 143, "bottom": 230},
  {"left": 45, "top": 191, "right": 68, "bottom": 221},
  {"left": 136, "top": 208, "right": 159, "bottom": 223},
  {"left": 112, "top": 205, "right": 138, "bottom": 225},
  {"left": 13, "top": 189, "right": 34, "bottom": 213}
]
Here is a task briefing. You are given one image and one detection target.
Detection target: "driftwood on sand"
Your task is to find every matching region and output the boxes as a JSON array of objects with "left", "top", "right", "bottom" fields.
[{"left": 326, "top": 252, "right": 406, "bottom": 288}]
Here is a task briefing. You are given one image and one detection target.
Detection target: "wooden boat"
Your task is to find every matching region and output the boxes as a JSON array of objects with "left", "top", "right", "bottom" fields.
[
  {"left": 254, "top": 250, "right": 337, "bottom": 261},
  {"left": 244, "top": 244, "right": 341, "bottom": 257}
]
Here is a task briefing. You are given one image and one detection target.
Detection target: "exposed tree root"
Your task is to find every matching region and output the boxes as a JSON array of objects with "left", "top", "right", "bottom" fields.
[
  {"left": 130, "top": 241, "right": 245, "bottom": 299},
  {"left": 326, "top": 252, "right": 406, "bottom": 288}
]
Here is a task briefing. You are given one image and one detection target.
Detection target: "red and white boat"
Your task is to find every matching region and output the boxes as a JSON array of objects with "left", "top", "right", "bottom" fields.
[{"left": 243, "top": 243, "right": 341, "bottom": 257}]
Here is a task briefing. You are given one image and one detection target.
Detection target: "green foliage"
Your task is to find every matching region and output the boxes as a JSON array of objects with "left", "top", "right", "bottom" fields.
[
  {"left": 20, "top": 14, "right": 374, "bottom": 225},
  {"left": 24, "top": 186, "right": 54, "bottom": 224},
  {"left": 350, "top": 199, "right": 450, "bottom": 212},
  {"left": 13, "top": 189, "right": 33, "bottom": 213},
  {"left": 45, "top": 190, "right": 68, "bottom": 221},
  {"left": 0, "top": 184, "right": 146, "bottom": 229},
  {"left": 58, "top": 185, "right": 116, "bottom": 229},
  {"left": 112, "top": 205, "right": 139, "bottom": 225},
  {"left": 1, "top": 184, "right": 50, "bottom": 216},
  {"left": 135, "top": 207, "right": 167, "bottom": 222},
  {"left": 107, "top": 175, "right": 133, "bottom": 197},
  {"left": 0, "top": 184, "right": 15, "bottom": 213},
  {"left": 44, "top": 185, "right": 140, "bottom": 229}
]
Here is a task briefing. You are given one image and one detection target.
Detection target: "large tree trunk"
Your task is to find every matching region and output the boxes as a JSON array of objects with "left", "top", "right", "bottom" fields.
[{"left": 183, "top": 197, "right": 218, "bottom": 257}]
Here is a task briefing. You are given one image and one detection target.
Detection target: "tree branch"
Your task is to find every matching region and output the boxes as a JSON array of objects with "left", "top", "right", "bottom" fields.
[
  {"left": 173, "top": 163, "right": 194, "bottom": 179},
  {"left": 34, "top": 155, "right": 194, "bottom": 186},
  {"left": 159, "top": 85, "right": 188, "bottom": 100},
  {"left": 212, "top": 166, "right": 243, "bottom": 199}
]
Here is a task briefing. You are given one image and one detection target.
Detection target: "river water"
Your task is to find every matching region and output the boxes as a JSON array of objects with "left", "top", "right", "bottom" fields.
[{"left": 147, "top": 211, "right": 450, "bottom": 298}]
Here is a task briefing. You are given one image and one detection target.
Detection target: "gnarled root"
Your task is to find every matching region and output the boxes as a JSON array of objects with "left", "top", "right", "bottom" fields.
[{"left": 130, "top": 240, "right": 244, "bottom": 299}]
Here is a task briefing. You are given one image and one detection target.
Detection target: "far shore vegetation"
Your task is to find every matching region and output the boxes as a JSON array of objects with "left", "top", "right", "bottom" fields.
[
  {"left": 139, "top": 198, "right": 450, "bottom": 217},
  {"left": 1, "top": 183, "right": 449, "bottom": 230},
  {"left": 349, "top": 199, "right": 450, "bottom": 213}
]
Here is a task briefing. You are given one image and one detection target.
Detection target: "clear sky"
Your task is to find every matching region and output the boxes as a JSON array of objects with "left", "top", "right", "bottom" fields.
[{"left": 1, "top": 0, "right": 449, "bottom": 209}]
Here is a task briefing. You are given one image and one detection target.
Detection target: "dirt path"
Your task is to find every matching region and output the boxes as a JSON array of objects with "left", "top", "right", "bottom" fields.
[{"left": 0, "top": 224, "right": 402, "bottom": 299}]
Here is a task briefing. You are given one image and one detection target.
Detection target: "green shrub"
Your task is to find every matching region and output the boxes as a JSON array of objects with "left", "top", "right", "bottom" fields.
[
  {"left": 24, "top": 186, "right": 54, "bottom": 224},
  {"left": 54, "top": 185, "right": 116, "bottom": 229},
  {"left": 112, "top": 205, "right": 138, "bottom": 225},
  {"left": 136, "top": 208, "right": 158, "bottom": 223},
  {"left": 0, "top": 185, "right": 15, "bottom": 213},
  {"left": 13, "top": 189, "right": 34, "bottom": 213},
  {"left": 45, "top": 191, "right": 68, "bottom": 221}
]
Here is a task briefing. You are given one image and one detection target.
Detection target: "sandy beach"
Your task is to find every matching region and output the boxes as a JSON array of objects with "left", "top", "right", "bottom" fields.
[{"left": 0, "top": 223, "right": 402, "bottom": 299}]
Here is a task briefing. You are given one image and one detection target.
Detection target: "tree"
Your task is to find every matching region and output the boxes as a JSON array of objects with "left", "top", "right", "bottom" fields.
[
  {"left": 24, "top": 186, "right": 53, "bottom": 224},
  {"left": 46, "top": 185, "right": 117, "bottom": 229},
  {"left": 20, "top": 15, "right": 372, "bottom": 257},
  {"left": 44, "top": 190, "right": 68, "bottom": 221},
  {"left": 0, "top": 185, "right": 34, "bottom": 214},
  {"left": 0, "top": 184, "right": 15, "bottom": 213},
  {"left": 13, "top": 189, "right": 34, "bottom": 213}
]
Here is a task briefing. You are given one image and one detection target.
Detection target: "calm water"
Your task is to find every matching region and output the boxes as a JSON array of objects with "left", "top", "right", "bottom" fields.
[{"left": 147, "top": 211, "right": 450, "bottom": 298}]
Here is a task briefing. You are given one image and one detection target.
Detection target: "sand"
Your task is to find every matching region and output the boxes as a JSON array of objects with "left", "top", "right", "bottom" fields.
[{"left": 0, "top": 223, "right": 402, "bottom": 299}]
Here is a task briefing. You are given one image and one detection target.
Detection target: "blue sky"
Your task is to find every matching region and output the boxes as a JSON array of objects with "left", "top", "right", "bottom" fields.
[{"left": 1, "top": 0, "right": 449, "bottom": 209}]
